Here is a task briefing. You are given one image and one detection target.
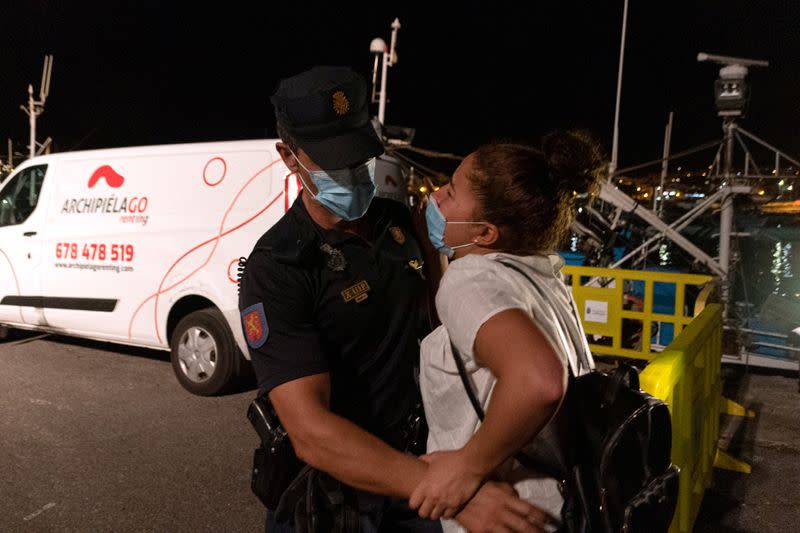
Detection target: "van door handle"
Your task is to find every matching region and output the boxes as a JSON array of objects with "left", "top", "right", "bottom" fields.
[{"left": 23, "top": 231, "right": 37, "bottom": 237}]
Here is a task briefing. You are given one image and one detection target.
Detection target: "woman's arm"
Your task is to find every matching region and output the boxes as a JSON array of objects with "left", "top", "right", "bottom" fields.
[
  {"left": 410, "top": 308, "right": 565, "bottom": 520},
  {"left": 461, "top": 308, "right": 566, "bottom": 473}
]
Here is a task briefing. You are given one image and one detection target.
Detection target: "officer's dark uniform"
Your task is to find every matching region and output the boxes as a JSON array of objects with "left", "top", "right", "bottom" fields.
[
  {"left": 240, "top": 64, "right": 441, "bottom": 533},
  {"left": 239, "top": 193, "right": 441, "bottom": 531},
  {"left": 239, "top": 194, "right": 426, "bottom": 444}
]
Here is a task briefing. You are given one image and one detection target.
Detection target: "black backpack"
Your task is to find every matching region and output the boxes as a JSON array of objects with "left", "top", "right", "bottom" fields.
[{"left": 451, "top": 261, "right": 679, "bottom": 532}]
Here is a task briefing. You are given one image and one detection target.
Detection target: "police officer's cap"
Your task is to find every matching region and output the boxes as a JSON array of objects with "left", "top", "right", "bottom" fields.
[{"left": 271, "top": 65, "right": 384, "bottom": 169}]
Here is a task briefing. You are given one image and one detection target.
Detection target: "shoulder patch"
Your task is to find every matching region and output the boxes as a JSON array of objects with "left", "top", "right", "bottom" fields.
[{"left": 241, "top": 302, "right": 268, "bottom": 349}]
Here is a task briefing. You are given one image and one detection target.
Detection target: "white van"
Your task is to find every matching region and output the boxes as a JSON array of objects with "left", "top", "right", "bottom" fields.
[{"left": 0, "top": 139, "right": 304, "bottom": 395}]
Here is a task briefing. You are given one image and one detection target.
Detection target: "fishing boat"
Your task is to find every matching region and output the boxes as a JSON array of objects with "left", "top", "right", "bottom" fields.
[{"left": 368, "top": 21, "right": 799, "bottom": 375}]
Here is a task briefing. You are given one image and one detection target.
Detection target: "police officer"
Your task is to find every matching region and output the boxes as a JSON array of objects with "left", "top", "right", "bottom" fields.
[{"left": 239, "top": 65, "right": 545, "bottom": 533}]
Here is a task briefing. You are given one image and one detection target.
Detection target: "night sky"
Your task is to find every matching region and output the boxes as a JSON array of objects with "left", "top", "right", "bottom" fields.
[{"left": 2, "top": 1, "right": 799, "bottom": 175}]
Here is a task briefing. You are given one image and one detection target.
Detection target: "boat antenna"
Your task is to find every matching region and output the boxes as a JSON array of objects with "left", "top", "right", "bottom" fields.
[
  {"left": 19, "top": 54, "right": 53, "bottom": 159},
  {"left": 697, "top": 52, "right": 768, "bottom": 119}
]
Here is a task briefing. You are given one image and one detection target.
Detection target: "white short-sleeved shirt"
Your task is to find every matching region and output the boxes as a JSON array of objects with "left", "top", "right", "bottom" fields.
[{"left": 419, "top": 252, "right": 593, "bottom": 533}]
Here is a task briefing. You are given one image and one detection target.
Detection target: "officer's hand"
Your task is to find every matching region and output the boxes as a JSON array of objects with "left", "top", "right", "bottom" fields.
[
  {"left": 454, "top": 481, "right": 557, "bottom": 533},
  {"left": 409, "top": 450, "right": 483, "bottom": 520}
]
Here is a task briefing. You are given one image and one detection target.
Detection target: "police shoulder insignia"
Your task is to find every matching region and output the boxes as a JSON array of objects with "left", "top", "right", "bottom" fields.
[
  {"left": 389, "top": 226, "right": 405, "bottom": 245},
  {"left": 332, "top": 91, "right": 350, "bottom": 115},
  {"left": 241, "top": 302, "right": 268, "bottom": 349}
]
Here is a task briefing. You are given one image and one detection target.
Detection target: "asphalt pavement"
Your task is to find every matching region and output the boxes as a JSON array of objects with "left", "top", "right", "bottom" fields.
[
  {"left": 694, "top": 364, "right": 800, "bottom": 532},
  {"left": 0, "top": 331, "right": 264, "bottom": 533},
  {"left": 2, "top": 329, "right": 797, "bottom": 533}
]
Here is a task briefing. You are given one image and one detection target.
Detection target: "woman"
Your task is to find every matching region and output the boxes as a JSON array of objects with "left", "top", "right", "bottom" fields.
[{"left": 409, "top": 130, "right": 604, "bottom": 532}]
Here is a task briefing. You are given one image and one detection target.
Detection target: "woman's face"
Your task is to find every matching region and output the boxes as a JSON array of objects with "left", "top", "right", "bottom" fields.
[{"left": 431, "top": 153, "right": 487, "bottom": 259}]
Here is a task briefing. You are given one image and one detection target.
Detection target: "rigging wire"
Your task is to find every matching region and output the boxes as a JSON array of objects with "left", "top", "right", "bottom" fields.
[
  {"left": 387, "top": 144, "right": 465, "bottom": 162},
  {"left": 388, "top": 149, "right": 453, "bottom": 183},
  {"left": 611, "top": 140, "right": 723, "bottom": 177}
]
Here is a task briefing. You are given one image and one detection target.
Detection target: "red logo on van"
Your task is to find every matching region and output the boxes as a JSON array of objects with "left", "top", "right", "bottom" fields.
[{"left": 88, "top": 165, "right": 125, "bottom": 188}]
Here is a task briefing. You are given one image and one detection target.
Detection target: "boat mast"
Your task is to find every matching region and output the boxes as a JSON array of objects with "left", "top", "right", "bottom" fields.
[
  {"left": 698, "top": 52, "right": 769, "bottom": 318},
  {"left": 370, "top": 18, "right": 401, "bottom": 127}
]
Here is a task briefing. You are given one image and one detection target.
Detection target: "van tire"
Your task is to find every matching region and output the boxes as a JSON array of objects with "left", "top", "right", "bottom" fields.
[{"left": 170, "top": 308, "right": 238, "bottom": 396}]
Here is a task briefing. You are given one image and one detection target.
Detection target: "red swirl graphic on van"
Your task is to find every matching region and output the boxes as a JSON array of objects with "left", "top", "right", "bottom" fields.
[
  {"left": 128, "top": 157, "right": 285, "bottom": 342},
  {"left": 88, "top": 165, "right": 125, "bottom": 188}
]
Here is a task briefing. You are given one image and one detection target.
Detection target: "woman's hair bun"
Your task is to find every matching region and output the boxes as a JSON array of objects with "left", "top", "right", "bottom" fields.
[{"left": 541, "top": 129, "right": 606, "bottom": 195}]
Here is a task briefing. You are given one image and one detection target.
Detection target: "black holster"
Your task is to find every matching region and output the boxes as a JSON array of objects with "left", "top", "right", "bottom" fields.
[
  {"left": 248, "top": 396, "right": 302, "bottom": 510},
  {"left": 399, "top": 400, "right": 428, "bottom": 456}
]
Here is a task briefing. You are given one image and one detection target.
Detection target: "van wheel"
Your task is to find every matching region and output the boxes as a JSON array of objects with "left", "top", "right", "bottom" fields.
[{"left": 170, "top": 308, "right": 238, "bottom": 396}]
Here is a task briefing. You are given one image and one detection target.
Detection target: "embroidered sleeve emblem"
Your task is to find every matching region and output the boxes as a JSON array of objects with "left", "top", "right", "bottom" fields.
[{"left": 241, "top": 302, "right": 268, "bottom": 349}]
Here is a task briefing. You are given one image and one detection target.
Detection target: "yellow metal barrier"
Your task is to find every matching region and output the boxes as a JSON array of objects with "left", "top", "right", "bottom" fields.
[
  {"left": 639, "top": 304, "right": 722, "bottom": 533},
  {"left": 560, "top": 266, "right": 750, "bottom": 532},
  {"left": 562, "top": 266, "right": 714, "bottom": 361}
]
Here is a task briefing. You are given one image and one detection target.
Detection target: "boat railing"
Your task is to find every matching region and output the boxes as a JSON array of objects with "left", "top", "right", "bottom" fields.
[{"left": 562, "top": 265, "right": 716, "bottom": 361}]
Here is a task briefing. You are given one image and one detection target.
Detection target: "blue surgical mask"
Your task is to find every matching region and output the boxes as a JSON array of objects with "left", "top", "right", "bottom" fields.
[
  {"left": 425, "top": 196, "right": 486, "bottom": 258},
  {"left": 293, "top": 153, "right": 377, "bottom": 221}
]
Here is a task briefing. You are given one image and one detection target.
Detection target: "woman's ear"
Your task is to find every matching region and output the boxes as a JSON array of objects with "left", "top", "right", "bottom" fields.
[{"left": 475, "top": 223, "right": 500, "bottom": 247}]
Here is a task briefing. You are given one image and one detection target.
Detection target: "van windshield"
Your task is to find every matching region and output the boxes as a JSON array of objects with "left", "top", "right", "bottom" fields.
[{"left": 0, "top": 164, "right": 47, "bottom": 227}]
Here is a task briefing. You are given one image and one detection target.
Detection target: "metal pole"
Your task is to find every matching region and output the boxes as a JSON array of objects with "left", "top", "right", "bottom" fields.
[
  {"left": 28, "top": 84, "right": 36, "bottom": 159},
  {"left": 377, "top": 47, "right": 389, "bottom": 125},
  {"left": 609, "top": 0, "right": 629, "bottom": 178},
  {"left": 655, "top": 111, "right": 673, "bottom": 217},
  {"left": 378, "top": 48, "right": 389, "bottom": 125},
  {"left": 719, "top": 119, "right": 735, "bottom": 317},
  {"left": 377, "top": 18, "right": 400, "bottom": 126}
]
